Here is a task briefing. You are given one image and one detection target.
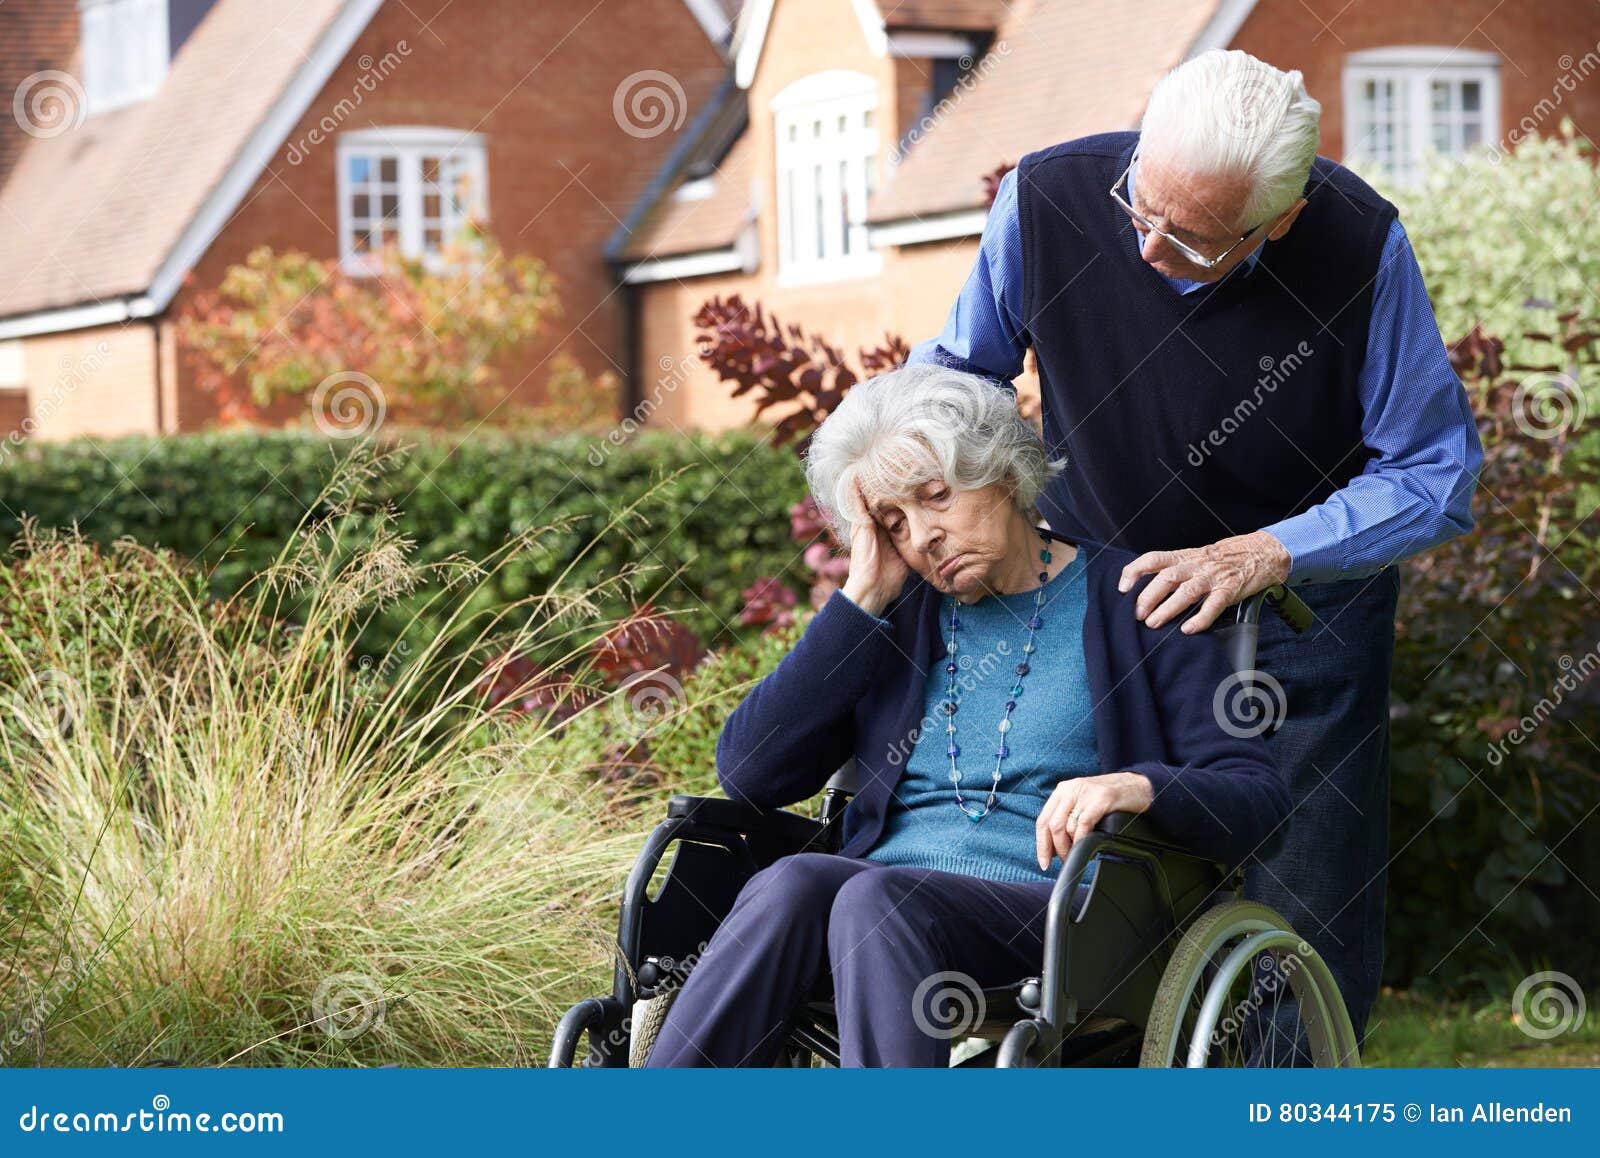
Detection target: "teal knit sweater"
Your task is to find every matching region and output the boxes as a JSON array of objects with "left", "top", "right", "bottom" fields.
[{"left": 860, "top": 547, "right": 1100, "bottom": 884}]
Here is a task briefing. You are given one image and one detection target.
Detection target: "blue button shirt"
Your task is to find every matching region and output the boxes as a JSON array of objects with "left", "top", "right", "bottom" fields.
[{"left": 907, "top": 158, "right": 1483, "bottom": 585}]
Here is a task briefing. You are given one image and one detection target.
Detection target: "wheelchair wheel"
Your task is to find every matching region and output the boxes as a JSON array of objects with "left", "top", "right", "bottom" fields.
[
  {"left": 628, "top": 990, "right": 677, "bottom": 1068},
  {"left": 1139, "top": 901, "right": 1360, "bottom": 1067}
]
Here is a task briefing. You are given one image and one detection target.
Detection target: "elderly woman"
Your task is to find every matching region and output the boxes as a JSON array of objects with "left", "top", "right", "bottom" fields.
[{"left": 645, "top": 363, "right": 1290, "bottom": 1068}]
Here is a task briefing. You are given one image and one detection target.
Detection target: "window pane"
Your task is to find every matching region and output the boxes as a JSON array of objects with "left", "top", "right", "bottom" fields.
[
  {"left": 1461, "top": 81, "right": 1481, "bottom": 112},
  {"left": 785, "top": 168, "right": 796, "bottom": 261},
  {"left": 1463, "top": 121, "right": 1482, "bottom": 148},
  {"left": 424, "top": 193, "right": 441, "bottom": 218},
  {"left": 1430, "top": 81, "right": 1450, "bottom": 114},
  {"left": 348, "top": 156, "right": 371, "bottom": 183},
  {"left": 814, "top": 162, "right": 824, "bottom": 258},
  {"left": 380, "top": 193, "right": 399, "bottom": 219},
  {"left": 840, "top": 158, "right": 851, "bottom": 255},
  {"left": 353, "top": 193, "right": 370, "bottom": 217},
  {"left": 379, "top": 156, "right": 398, "bottom": 182},
  {"left": 422, "top": 156, "right": 441, "bottom": 183}
]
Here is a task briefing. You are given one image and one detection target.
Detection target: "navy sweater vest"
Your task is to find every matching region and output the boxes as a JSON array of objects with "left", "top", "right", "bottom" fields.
[{"left": 1014, "top": 131, "right": 1398, "bottom": 552}]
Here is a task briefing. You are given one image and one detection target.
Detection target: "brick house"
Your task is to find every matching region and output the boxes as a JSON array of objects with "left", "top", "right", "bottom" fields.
[
  {"left": 615, "top": 0, "right": 1600, "bottom": 430},
  {"left": 0, "top": 0, "right": 738, "bottom": 439},
  {"left": 0, "top": 1, "right": 1595, "bottom": 441}
]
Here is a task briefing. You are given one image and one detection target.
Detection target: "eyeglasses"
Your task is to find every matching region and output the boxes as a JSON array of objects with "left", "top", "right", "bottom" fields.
[{"left": 1108, "top": 153, "right": 1271, "bottom": 271}]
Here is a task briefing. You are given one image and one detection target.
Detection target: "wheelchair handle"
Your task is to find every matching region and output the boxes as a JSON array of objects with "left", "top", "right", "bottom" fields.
[{"left": 1239, "top": 583, "right": 1313, "bottom": 635}]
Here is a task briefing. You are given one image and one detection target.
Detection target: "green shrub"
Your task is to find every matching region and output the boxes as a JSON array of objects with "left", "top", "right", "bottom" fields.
[
  {"left": 0, "top": 426, "right": 812, "bottom": 671},
  {"left": 1384, "top": 121, "right": 1600, "bottom": 387}
]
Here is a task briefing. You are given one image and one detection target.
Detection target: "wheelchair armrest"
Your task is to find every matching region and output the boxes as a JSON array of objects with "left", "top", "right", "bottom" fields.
[
  {"left": 1094, "top": 809, "right": 1209, "bottom": 858},
  {"left": 666, "top": 794, "right": 828, "bottom": 849}
]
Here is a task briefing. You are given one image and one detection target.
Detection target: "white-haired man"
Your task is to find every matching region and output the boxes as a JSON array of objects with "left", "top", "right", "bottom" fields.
[{"left": 908, "top": 48, "right": 1482, "bottom": 1062}]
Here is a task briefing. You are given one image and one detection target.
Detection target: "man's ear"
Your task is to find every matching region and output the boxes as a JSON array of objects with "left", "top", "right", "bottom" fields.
[{"left": 1265, "top": 197, "right": 1308, "bottom": 242}]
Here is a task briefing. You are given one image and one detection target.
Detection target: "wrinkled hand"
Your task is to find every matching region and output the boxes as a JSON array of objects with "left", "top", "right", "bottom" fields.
[
  {"left": 1117, "top": 530, "right": 1291, "bottom": 633},
  {"left": 1036, "top": 771, "right": 1154, "bottom": 871},
  {"left": 840, "top": 487, "right": 910, "bottom": 617}
]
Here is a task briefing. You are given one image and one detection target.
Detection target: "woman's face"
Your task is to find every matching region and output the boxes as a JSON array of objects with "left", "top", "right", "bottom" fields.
[{"left": 865, "top": 478, "right": 1019, "bottom": 601}]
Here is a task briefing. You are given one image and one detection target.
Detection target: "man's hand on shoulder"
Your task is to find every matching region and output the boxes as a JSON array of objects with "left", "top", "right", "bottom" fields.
[{"left": 1116, "top": 530, "right": 1292, "bottom": 633}]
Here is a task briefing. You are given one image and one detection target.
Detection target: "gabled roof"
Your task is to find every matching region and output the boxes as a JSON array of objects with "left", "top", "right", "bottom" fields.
[
  {"left": 0, "top": 0, "right": 744, "bottom": 337},
  {"left": 0, "top": 0, "right": 377, "bottom": 337},
  {"left": 616, "top": 0, "right": 1253, "bottom": 270},
  {"left": 868, "top": 0, "right": 1242, "bottom": 223},
  {"left": 609, "top": 75, "right": 754, "bottom": 266}
]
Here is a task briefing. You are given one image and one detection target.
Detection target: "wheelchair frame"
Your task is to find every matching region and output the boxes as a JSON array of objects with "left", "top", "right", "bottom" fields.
[{"left": 549, "top": 585, "right": 1317, "bottom": 1069}]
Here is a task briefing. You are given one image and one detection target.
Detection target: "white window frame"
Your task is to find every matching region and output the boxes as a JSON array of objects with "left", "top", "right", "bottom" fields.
[
  {"left": 335, "top": 127, "right": 489, "bottom": 276},
  {"left": 771, "top": 71, "right": 882, "bottom": 287},
  {"left": 80, "top": 0, "right": 170, "bottom": 116},
  {"left": 1343, "top": 47, "right": 1500, "bottom": 186},
  {"left": 0, "top": 340, "right": 25, "bottom": 390}
]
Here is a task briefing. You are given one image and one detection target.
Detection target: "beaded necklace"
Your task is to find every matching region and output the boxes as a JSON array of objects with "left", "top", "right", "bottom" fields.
[{"left": 941, "top": 529, "right": 1054, "bottom": 821}]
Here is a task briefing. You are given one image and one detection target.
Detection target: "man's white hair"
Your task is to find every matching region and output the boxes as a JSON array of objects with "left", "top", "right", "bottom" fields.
[
  {"left": 1139, "top": 48, "right": 1321, "bottom": 228},
  {"left": 803, "top": 362, "right": 1066, "bottom": 545}
]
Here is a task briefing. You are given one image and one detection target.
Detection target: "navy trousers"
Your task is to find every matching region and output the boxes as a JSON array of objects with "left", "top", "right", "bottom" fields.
[
  {"left": 1243, "top": 565, "right": 1401, "bottom": 1064},
  {"left": 644, "top": 852, "right": 1058, "bottom": 1067}
]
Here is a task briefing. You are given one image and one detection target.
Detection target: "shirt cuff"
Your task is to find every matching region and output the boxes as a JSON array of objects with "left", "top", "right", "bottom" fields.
[{"left": 1262, "top": 511, "right": 1345, "bottom": 586}]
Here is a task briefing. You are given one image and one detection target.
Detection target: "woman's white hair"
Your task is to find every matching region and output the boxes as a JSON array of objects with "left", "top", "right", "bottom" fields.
[
  {"left": 803, "top": 362, "right": 1067, "bottom": 545},
  {"left": 1139, "top": 48, "right": 1321, "bottom": 227}
]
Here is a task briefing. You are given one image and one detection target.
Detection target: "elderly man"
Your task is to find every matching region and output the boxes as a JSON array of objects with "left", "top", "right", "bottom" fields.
[{"left": 907, "top": 48, "right": 1482, "bottom": 1062}]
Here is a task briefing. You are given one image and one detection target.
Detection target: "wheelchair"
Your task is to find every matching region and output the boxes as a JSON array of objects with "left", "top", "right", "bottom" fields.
[{"left": 548, "top": 584, "right": 1361, "bottom": 1069}]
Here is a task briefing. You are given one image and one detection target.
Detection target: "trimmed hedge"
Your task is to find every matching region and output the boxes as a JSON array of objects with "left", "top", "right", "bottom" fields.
[{"left": 0, "top": 426, "right": 811, "bottom": 663}]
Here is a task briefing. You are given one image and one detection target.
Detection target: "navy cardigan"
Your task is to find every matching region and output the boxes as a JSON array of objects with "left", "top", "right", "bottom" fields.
[{"left": 715, "top": 530, "right": 1292, "bottom": 868}]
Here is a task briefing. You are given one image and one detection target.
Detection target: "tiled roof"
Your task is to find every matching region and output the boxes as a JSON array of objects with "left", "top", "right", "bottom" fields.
[
  {"left": 0, "top": 0, "right": 354, "bottom": 321},
  {"left": 616, "top": 0, "right": 1226, "bottom": 267},
  {"left": 868, "top": 0, "right": 1226, "bottom": 222},
  {"left": 615, "top": 96, "right": 756, "bottom": 261},
  {"left": 880, "top": 1, "right": 1011, "bottom": 31}
]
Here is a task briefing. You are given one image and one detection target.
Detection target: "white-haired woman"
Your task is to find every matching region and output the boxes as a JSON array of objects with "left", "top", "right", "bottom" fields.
[{"left": 645, "top": 363, "right": 1290, "bottom": 1067}]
